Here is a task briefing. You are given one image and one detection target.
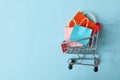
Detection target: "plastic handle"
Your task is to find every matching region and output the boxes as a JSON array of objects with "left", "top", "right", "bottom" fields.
[{"left": 83, "top": 12, "right": 97, "bottom": 23}]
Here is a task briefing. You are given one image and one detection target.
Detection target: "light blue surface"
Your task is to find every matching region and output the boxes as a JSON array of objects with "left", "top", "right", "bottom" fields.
[{"left": 0, "top": 0, "right": 120, "bottom": 80}]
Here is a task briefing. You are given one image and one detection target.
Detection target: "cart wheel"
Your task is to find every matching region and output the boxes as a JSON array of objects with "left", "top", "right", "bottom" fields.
[
  {"left": 68, "top": 59, "right": 75, "bottom": 65},
  {"left": 68, "top": 65, "right": 73, "bottom": 70},
  {"left": 94, "top": 67, "right": 98, "bottom": 72}
]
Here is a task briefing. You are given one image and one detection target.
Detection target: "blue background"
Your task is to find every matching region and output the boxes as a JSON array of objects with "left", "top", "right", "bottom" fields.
[{"left": 0, "top": 0, "right": 120, "bottom": 80}]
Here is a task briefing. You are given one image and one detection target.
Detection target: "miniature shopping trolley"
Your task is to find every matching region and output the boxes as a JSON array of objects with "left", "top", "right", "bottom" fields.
[{"left": 61, "top": 12, "right": 101, "bottom": 72}]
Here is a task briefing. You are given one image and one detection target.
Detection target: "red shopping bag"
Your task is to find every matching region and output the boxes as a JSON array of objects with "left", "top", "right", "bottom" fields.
[{"left": 67, "top": 11, "right": 100, "bottom": 31}]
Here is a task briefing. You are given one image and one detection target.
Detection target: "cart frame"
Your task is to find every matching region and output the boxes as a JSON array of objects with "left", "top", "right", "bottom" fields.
[{"left": 62, "top": 30, "right": 100, "bottom": 72}]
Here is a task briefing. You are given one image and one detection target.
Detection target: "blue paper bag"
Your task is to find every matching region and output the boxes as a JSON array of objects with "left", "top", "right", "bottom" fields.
[{"left": 70, "top": 24, "right": 92, "bottom": 46}]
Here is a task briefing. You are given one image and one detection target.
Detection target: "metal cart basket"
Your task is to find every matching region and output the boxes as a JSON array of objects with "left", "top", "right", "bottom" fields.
[{"left": 61, "top": 23, "right": 100, "bottom": 72}]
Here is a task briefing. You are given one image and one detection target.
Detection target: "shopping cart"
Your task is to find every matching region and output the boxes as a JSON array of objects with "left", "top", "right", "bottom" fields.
[{"left": 61, "top": 12, "right": 101, "bottom": 72}]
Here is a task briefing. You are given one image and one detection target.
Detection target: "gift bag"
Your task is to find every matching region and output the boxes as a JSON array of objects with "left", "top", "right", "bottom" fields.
[
  {"left": 61, "top": 20, "right": 83, "bottom": 53},
  {"left": 64, "top": 20, "right": 74, "bottom": 41},
  {"left": 70, "top": 18, "right": 92, "bottom": 46},
  {"left": 68, "top": 11, "right": 99, "bottom": 31},
  {"left": 64, "top": 19, "right": 83, "bottom": 47}
]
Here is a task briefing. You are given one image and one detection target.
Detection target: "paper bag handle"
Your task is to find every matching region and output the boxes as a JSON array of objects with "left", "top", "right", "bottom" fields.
[
  {"left": 66, "top": 19, "right": 76, "bottom": 28},
  {"left": 66, "top": 12, "right": 97, "bottom": 27},
  {"left": 79, "top": 18, "right": 89, "bottom": 28}
]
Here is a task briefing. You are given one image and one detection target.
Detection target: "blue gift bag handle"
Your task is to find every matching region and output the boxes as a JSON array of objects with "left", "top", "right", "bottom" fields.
[
  {"left": 71, "top": 18, "right": 89, "bottom": 29},
  {"left": 79, "top": 18, "right": 89, "bottom": 28}
]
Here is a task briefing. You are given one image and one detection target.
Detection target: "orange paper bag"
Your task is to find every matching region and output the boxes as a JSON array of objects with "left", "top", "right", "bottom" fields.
[{"left": 68, "top": 11, "right": 99, "bottom": 31}]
